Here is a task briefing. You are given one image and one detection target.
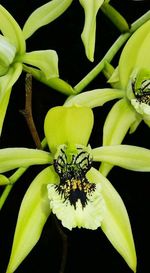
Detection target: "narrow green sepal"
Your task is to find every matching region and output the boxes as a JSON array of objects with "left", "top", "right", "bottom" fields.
[
  {"left": 79, "top": 0, "right": 104, "bottom": 61},
  {"left": 101, "top": 3, "right": 130, "bottom": 33},
  {"left": 0, "top": 148, "right": 52, "bottom": 173},
  {"left": 23, "top": 0, "right": 73, "bottom": 39},
  {"left": 23, "top": 64, "right": 74, "bottom": 95},
  {"left": 6, "top": 166, "right": 58, "bottom": 273},
  {"left": 0, "top": 63, "right": 22, "bottom": 136},
  {"left": 89, "top": 168, "right": 137, "bottom": 272},
  {"left": 93, "top": 145, "right": 150, "bottom": 172},
  {"left": 99, "top": 99, "right": 137, "bottom": 176},
  {"left": 65, "top": 88, "right": 124, "bottom": 108},
  {"left": 0, "top": 4, "right": 25, "bottom": 54}
]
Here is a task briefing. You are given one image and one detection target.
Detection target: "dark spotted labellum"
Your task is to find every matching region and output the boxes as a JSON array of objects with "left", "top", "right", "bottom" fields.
[
  {"left": 53, "top": 144, "right": 96, "bottom": 208},
  {"left": 132, "top": 78, "right": 150, "bottom": 105}
]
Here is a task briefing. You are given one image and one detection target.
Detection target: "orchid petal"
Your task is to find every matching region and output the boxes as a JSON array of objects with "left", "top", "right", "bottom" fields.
[
  {"left": 44, "top": 106, "right": 94, "bottom": 153},
  {"left": 0, "top": 4, "right": 25, "bottom": 54},
  {"left": 99, "top": 99, "right": 138, "bottom": 176},
  {"left": 22, "top": 50, "right": 59, "bottom": 79},
  {"left": 87, "top": 168, "right": 137, "bottom": 272},
  {"left": 135, "top": 31, "right": 150, "bottom": 69},
  {"left": 6, "top": 166, "right": 58, "bottom": 273},
  {"left": 0, "top": 34, "right": 16, "bottom": 76},
  {"left": 23, "top": 64, "right": 74, "bottom": 95},
  {"left": 93, "top": 145, "right": 150, "bottom": 172},
  {"left": 23, "top": 0, "right": 73, "bottom": 39},
  {"left": 79, "top": 0, "right": 104, "bottom": 61},
  {"left": 0, "top": 148, "right": 52, "bottom": 173},
  {"left": 65, "top": 88, "right": 124, "bottom": 108},
  {"left": 119, "top": 20, "right": 150, "bottom": 90},
  {"left": 0, "top": 63, "right": 22, "bottom": 136}
]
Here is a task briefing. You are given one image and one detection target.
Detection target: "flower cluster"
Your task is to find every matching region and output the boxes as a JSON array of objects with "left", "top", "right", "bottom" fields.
[{"left": 0, "top": 2, "right": 150, "bottom": 273}]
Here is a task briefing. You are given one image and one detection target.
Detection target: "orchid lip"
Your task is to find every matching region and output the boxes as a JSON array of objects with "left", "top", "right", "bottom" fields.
[{"left": 47, "top": 144, "right": 105, "bottom": 230}]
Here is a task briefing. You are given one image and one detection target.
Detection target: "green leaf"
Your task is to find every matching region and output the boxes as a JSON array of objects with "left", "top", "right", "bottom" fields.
[
  {"left": 22, "top": 50, "right": 59, "bottom": 79},
  {"left": 44, "top": 106, "right": 94, "bottom": 153},
  {"left": 87, "top": 168, "right": 136, "bottom": 272},
  {"left": 0, "top": 4, "right": 25, "bottom": 54},
  {"left": 23, "top": 64, "right": 74, "bottom": 95},
  {"left": 6, "top": 166, "right": 58, "bottom": 273},
  {"left": 119, "top": 20, "right": 150, "bottom": 90},
  {"left": 93, "top": 145, "right": 150, "bottom": 172},
  {"left": 23, "top": 0, "right": 73, "bottom": 39},
  {"left": 65, "top": 88, "right": 124, "bottom": 108},
  {"left": 79, "top": 0, "right": 104, "bottom": 61},
  {"left": 99, "top": 99, "right": 138, "bottom": 176},
  {"left": 0, "top": 63, "right": 22, "bottom": 136},
  {"left": 0, "top": 148, "right": 52, "bottom": 173}
]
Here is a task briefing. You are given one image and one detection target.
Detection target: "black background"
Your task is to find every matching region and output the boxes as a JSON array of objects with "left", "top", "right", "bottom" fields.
[{"left": 0, "top": 1, "right": 150, "bottom": 273}]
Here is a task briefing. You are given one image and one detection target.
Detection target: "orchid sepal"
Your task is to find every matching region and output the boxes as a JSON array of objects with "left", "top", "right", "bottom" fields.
[
  {"left": 65, "top": 88, "right": 124, "bottom": 108},
  {"left": 101, "top": 3, "right": 130, "bottom": 33},
  {"left": 6, "top": 166, "right": 58, "bottom": 273},
  {"left": 0, "top": 148, "right": 52, "bottom": 173},
  {"left": 23, "top": 0, "right": 73, "bottom": 40},
  {"left": 22, "top": 64, "right": 74, "bottom": 95},
  {"left": 99, "top": 98, "right": 137, "bottom": 176},
  {"left": 87, "top": 168, "right": 137, "bottom": 272},
  {"left": 93, "top": 145, "right": 150, "bottom": 172},
  {"left": 22, "top": 50, "right": 59, "bottom": 80},
  {"left": 79, "top": 0, "right": 104, "bottom": 62}
]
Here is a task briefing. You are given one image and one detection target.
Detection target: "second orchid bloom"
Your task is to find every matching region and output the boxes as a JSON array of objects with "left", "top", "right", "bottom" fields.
[{"left": 2, "top": 105, "right": 150, "bottom": 273}]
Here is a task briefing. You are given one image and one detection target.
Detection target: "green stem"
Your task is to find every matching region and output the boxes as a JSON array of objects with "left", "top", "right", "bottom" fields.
[
  {"left": 0, "top": 138, "right": 47, "bottom": 210},
  {"left": 74, "top": 10, "right": 150, "bottom": 93}
]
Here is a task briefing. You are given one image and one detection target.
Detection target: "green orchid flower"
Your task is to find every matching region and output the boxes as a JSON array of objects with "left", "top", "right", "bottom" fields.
[
  {"left": 65, "top": 19, "right": 150, "bottom": 175},
  {"left": 2, "top": 106, "right": 150, "bottom": 272},
  {"left": 23, "top": 0, "right": 129, "bottom": 62},
  {"left": 0, "top": 4, "right": 73, "bottom": 136}
]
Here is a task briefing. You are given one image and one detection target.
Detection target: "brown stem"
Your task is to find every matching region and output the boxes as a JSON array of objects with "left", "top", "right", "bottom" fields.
[
  {"left": 21, "top": 73, "right": 68, "bottom": 272},
  {"left": 20, "top": 73, "right": 42, "bottom": 149}
]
